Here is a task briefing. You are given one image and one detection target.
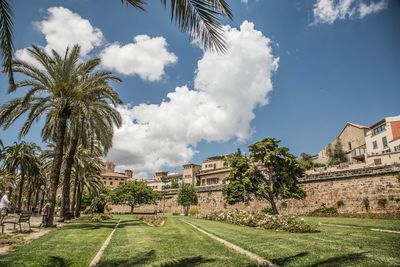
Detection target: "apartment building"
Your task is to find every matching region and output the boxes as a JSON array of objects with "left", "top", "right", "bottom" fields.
[
  {"left": 312, "top": 122, "right": 369, "bottom": 165},
  {"left": 198, "top": 155, "right": 230, "bottom": 186},
  {"left": 100, "top": 162, "right": 133, "bottom": 188},
  {"left": 365, "top": 115, "right": 400, "bottom": 165},
  {"left": 182, "top": 164, "right": 201, "bottom": 186}
]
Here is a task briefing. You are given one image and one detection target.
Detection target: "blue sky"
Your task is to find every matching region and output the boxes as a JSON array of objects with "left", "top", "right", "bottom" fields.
[{"left": 0, "top": 0, "right": 399, "bottom": 177}]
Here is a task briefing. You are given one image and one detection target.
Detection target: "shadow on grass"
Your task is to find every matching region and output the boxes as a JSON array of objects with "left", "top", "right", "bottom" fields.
[
  {"left": 62, "top": 220, "right": 142, "bottom": 231},
  {"left": 309, "top": 252, "right": 368, "bottom": 267},
  {"left": 273, "top": 252, "right": 309, "bottom": 266},
  {"left": 159, "top": 256, "right": 215, "bottom": 267},
  {"left": 43, "top": 256, "right": 70, "bottom": 267},
  {"left": 98, "top": 249, "right": 156, "bottom": 267}
]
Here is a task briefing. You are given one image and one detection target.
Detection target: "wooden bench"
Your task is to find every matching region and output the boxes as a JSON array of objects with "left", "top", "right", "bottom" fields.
[{"left": 1, "top": 212, "right": 32, "bottom": 233}]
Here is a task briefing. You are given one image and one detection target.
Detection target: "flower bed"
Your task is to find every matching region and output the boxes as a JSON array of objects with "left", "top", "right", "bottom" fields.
[
  {"left": 197, "top": 210, "right": 317, "bottom": 233},
  {"left": 137, "top": 215, "right": 166, "bottom": 226}
]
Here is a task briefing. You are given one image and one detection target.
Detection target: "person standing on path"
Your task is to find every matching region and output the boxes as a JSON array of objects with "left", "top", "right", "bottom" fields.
[{"left": 0, "top": 191, "right": 10, "bottom": 224}]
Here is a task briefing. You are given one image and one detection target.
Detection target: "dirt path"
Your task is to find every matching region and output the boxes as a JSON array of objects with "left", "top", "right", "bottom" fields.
[{"left": 0, "top": 229, "right": 50, "bottom": 255}]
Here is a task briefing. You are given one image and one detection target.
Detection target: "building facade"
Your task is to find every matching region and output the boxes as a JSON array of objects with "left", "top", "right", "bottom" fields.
[
  {"left": 100, "top": 162, "right": 133, "bottom": 189},
  {"left": 198, "top": 156, "right": 230, "bottom": 186}
]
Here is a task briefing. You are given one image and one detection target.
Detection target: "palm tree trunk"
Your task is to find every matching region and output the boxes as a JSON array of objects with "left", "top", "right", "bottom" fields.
[
  {"left": 17, "top": 169, "right": 25, "bottom": 213},
  {"left": 70, "top": 173, "right": 78, "bottom": 216},
  {"left": 48, "top": 109, "right": 70, "bottom": 226},
  {"left": 60, "top": 135, "right": 79, "bottom": 220},
  {"left": 26, "top": 184, "right": 32, "bottom": 211},
  {"left": 34, "top": 186, "right": 40, "bottom": 212},
  {"left": 74, "top": 180, "right": 82, "bottom": 218}
]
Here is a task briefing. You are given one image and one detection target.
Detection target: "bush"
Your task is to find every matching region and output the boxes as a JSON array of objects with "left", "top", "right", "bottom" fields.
[
  {"left": 189, "top": 207, "right": 199, "bottom": 216},
  {"left": 137, "top": 215, "right": 166, "bottom": 226},
  {"left": 377, "top": 199, "right": 388, "bottom": 209},
  {"left": 336, "top": 200, "right": 345, "bottom": 208},
  {"left": 198, "top": 210, "right": 317, "bottom": 233},
  {"left": 261, "top": 208, "right": 274, "bottom": 214},
  {"left": 311, "top": 206, "right": 338, "bottom": 215},
  {"left": 90, "top": 213, "right": 112, "bottom": 222}
]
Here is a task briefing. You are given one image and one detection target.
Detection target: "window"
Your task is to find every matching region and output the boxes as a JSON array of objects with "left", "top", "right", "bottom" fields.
[
  {"left": 374, "top": 158, "right": 382, "bottom": 165},
  {"left": 372, "top": 125, "right": 386, "bottom": 135},
  {"left": 348, "top": 142, "right": 352, "bottom": 150},
  {"left": 394, "top": 145, "right": 400, "bottom": 152},
  {"left": 373, "top": 141, "right": 378, "bottom": 149},
  {"left": 110, "top": 181, "right": 113, "bottom": 186},
  {"left": 382, "top": 136, "right": 388, "bottom": 148}
]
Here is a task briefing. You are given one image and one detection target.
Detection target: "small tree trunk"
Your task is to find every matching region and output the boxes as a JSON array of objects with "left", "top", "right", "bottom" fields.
[
  {"left": 17, "top": 169, "right": 25, "bottom": 213},
  {"left": 48, "top": 109, "right": 70, "bottom": 226},
  {"left": 60, "top": 134, "right": 79, "bottom": 220},
  {"left": 130, "top": 205, "right": 134, "bottom": 214},
  {"left": 183, "top": 205, "right": 189, "bottom": 216},
  {"left": 267, "top": 192, "right": 279, "bottom": 215},
  {"left": 70, "top": 173, "right": 78, "bottom": 216}
]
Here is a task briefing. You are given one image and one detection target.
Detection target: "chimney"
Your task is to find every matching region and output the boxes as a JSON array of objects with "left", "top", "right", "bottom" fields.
[{"left": 125, "top": 170, "right": 133, "bottom": 178}]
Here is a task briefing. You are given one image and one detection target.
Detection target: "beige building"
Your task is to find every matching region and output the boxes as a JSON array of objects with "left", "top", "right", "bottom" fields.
[
  {"left": 312, "top": 122, "right": 369, "bottom": 165},
  {"left": 365, "top": 115, "right": 400, "bottom": 166},
  {"left": 198, "top": 156, "right": 230, "bottom": 186},
  {"left": 146, "top": 171, "right": 184, "bottom": 191},
  {"left": 100, "top": 162, "right": 133, "bottom": 189},
  {"left": 182, "top": 164, "right": 201, "bottom": 186}
]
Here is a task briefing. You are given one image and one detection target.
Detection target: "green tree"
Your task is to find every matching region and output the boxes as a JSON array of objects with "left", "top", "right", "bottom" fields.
[
  {"left": 111, "top": 181, "right": 160, "bottom": 213},
  {"left": 298, "top": 153, "right": 314, "bottom": 170},
  {"left": 224, "top": 138, "right": 306, "bottom": 215},
  {"left": 1, "top": 141, "right": 41, "bottom": 212},
  {"left": 177, "top": 184, "right": 198, "bottom": 216},
  {"left": 327, "top": 140, "right": 347, "bottom": 166},
  {"left": 0, "top": 45, "right": 121, "bottom": 225}
]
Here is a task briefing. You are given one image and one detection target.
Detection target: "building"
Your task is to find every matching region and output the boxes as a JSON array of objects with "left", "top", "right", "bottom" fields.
[
  {"left": 198, "top": 155, "right": 230, "bottom": 186},
  {"left": 182, "top": 164, "right": 201, "bottom": 186},
  {"left": 146, "top": 171, "right": 184, "bottom": 191},
  {"left": 365, "top": 115, "right": 400, "bottom": 165},
  {"left": 312, "top": 122, "right": 369, "bottom": 165},
  {"left": 100, "top": 162, "right": 133, "bottom": 189}
]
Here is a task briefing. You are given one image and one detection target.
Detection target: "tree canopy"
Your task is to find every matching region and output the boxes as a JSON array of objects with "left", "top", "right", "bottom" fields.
[
  {"left": 223, "top": 138, "right": 306, "bottom": 214},
  {"left": 111, "top": 181, "right": 161, "bottom": 213},
  {"left": 177, "top": 184, "right": 198, "bottom": 215}
]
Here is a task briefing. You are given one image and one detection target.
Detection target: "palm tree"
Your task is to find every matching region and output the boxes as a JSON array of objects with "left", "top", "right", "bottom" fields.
[
  {"left": 71, "top": 144, "right": 104, "bottom": 217},
  {"left": 0, "top": 45, "right": 121, "bottom": 225},
  {"left": 121, "top": 0, "right": 233, "bottom": 51},
  {"left": 0, "top": 0, "right": 14, "bottom": 90},
  {"left": 1, "top": 141, "right": 41, "bottom": 212},
  {"left": 56, "top": 75, "right": 121, "bottom": 219}
]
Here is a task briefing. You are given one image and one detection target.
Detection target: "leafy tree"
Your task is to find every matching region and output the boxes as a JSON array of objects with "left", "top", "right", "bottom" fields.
[
  {"left": 298, "top": 153, "right": 314, "bottom": 170},
  {"left": 0, "top": 45, "right": 121, "bottom": 226},
  {"left": 171, "top": 178, "right": 180, "bottom": 189},
  {"left": 223, "top": 138, "right": 306, "bottom": 215},
  {"left": 177, "top": 184, "right": 198, "bottom": 216},
  {"left": 327, "top": 140, "right": 347, "bottom": 166},
  {"left": 111, "top": 181, "right": 160, "bottom": 213}
]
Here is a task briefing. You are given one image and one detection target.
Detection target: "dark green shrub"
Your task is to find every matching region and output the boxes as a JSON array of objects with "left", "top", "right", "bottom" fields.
[
  {"left": 312, "top": 206, "right": 338, "bottom": 214},
  {"left": 261, "top": 208, "right": 274, "bottom": 214}
]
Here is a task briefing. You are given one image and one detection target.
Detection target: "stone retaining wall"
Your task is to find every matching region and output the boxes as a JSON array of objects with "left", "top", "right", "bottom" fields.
[{"left": 112, "top": 165, "right": 400, "bottom": 215}]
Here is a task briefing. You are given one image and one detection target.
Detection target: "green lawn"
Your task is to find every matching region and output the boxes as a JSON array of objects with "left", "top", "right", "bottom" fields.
[
  {"left": 98, "top": 216, "right": 257, "bottom": 266},
  {"left": 183, "top": 216, "right": 400, "bottom": 266},
  {"left": 0, "top": 215, "right": 398, "bottom": 266}
]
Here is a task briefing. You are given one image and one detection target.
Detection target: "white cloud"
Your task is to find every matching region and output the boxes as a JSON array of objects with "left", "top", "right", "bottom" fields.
[
  {"left": 100, "top": 35, "right": 177, "bottom": 81},
  {"left": 312, "top": 0, "right": 387, "bottom": 24},
  {"left": 15, "top": 7, "right": 104, "bottom": 63},
  {"left": 107, "top": 21, "right": 279, "bottom": 178}
]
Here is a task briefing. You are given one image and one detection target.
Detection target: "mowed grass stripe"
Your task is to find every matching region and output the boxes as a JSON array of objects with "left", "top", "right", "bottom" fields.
[
  {"left": 0, "top": 221, "right": 116, "bottom": 267},
  {"left": 98, "top": 216, "right": 259, "bottom": 266},
  {"left": 184, "top": 217, "right": 400, "bottom": 267}
]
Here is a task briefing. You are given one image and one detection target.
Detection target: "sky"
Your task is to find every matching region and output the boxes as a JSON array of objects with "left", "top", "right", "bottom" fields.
[{"left": 0, "top": 0, "right": 399, "bottom": 178}]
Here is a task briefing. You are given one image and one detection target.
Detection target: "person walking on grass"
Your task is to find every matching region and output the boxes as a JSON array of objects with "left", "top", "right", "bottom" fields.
[
  {"left": 41, "top": 203, "right": 50, "bottom": 227},
  {"left": 0, "top": 191, "right": 10, "bottom": 224}
]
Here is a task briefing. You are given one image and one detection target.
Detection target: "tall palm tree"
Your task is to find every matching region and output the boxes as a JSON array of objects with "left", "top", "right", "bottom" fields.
[
  {"left": 55, "top": 75, "right": 121, "bottom": 219},
  {"left": 0, "top": 45, "right": 121, "bottom": 225},
  {"left": 0, "top": 0, "right": 14, "bottom": 90},
  {"left": 1, "top": 141, "right": 41, "bottom": 212}
]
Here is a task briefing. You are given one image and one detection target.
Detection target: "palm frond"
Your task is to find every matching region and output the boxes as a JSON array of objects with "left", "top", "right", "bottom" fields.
[
  {"left": 0, "top": 0, "right": 15, "bottom": 91},
  {"left": 121, "top": 0, "right": 146, "bottom": 11}
]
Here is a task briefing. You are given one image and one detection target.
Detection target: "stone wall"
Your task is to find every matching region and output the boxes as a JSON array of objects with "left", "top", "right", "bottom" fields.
[{"left": 112, "top": 164, "right": 400, "bottom": 215}]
